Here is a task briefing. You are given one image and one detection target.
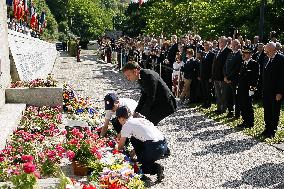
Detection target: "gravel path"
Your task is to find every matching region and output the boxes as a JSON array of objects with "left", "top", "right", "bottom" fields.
[{"left": 52, "top": 50, "right": 284, "bottom": 189}]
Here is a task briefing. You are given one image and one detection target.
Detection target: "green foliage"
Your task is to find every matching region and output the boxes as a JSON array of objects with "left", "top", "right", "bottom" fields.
[
  {"left": 11, "top": 173, "right": 37, "bottom": 189},
  {"left": 33, "top": 0, "right": 58, "bottom": 41},
  {"left": 68, "top": 41, "right": 77, "bottom": 57},
  {"left": 197, "top": 102, "right": 284, "bottom": 144},
  {"left": 121, "top": 0, "right": 284, "bottom": 42}
]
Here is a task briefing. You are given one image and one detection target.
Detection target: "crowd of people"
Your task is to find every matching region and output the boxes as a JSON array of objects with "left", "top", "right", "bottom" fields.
[
  {"left": 98, "top": 32, "right": 284, "bottom": 139},
  {"left": 98, "top": 32, "right": 284, "bottom": 183},
  {"left": 6, "top": 0, "right": 47, "bottom": 38}
]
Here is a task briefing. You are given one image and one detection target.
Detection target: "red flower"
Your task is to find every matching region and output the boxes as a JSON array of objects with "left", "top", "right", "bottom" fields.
[
  {"left": 21, "top": 155, "right": 34, "bottom": 162},
  {"left": 108, "top": 141, "right": 115, "bottom": 148},
  {"left": 82, "top": 184, "right": 96, "bottom": 189},
  {"left": 112, "top": 149, "right": 120, "bottom": 154},
  {"left": 66, "top": 150, "right": 75, "bottom": 160},
  {"left": 133, "top": 163, "right": 139, "bottom": 173},
  {"left": 23, "top": 162, "right": 36, "bottom": 173},
  {"left": 0, "top": 157, "right": 4, "bottom": 162}
]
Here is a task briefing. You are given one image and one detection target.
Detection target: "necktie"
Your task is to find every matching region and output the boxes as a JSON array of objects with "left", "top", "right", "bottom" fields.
[{"left": 265, "top": 58, "right": 273, "bottom": 68}]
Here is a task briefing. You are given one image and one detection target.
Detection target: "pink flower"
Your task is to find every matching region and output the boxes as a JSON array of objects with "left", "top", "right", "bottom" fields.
[
  {"left": 0, "top": 156, "right": 5, "bottom": 162},
  {"left": 23, "top": 162, "right": 36, "bottom": 173},
  {"left": 34, "top": 171, "right": 41, "bottom": 178},
  {"left": 61, "top": 129, "right": 67, "bottom": 135},
  {"left": 66, "top": 150, "right": 75, "bottom": 160},
  {"left": 21, "top": 155, "right": 34, "bottom": 162}
]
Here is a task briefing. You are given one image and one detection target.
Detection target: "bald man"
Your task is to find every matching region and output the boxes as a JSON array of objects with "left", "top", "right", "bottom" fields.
[{"left": 261, "top": 42, "right": 284, "bottom": 138}]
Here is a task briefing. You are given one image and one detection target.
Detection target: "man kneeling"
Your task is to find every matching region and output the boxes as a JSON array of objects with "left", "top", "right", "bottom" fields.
[{"left": 116, "top": 106, "right": 168, "bottom": 182}]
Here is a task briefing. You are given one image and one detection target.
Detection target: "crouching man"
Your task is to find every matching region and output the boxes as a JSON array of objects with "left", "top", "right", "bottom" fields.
[
  {"left": 100, "top": 93, "right": 138, "bottom": 137},
  {"left": 116, "top": 106, "right": 168, "bottom": 182}
]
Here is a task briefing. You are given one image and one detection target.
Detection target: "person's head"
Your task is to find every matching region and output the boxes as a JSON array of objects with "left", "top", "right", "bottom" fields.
[
  {"left": 203, "top": 41, "right": 212, "bottom": 52},
  {"left": 253, "top": 36, "right": 259, "bottom": 44},
  {"left": 231, "top": 39, "right": 241, "bottom": 51},
  {"left": 276, "top": 42, "right": 282, "bottom": 52},
  {"left": 186, "top": 48, "right": 194, "bottom": 58},
  {"left": 175, "top": 52, "right": 182, "bottom": 62},
  {"left": 218, "top": 36, "right": 228, "bottom": 49},
  {"left": 171, "top": 35, "right": 177, "bottom": 44},
  {"left": 122, "top": 62, "right": 141, "bottom": 81},
  {"left": 242, "top": 46, "right": 253, "bottom": 61},
  {"left": 264, "top": 42, "right": 277, "bottom": 58},
  {"left": 212, "top": 40, "right": 218, "bottom": 48},
  {"left": 104, "top": 93, "right": 119, "bottom": 111},
  {"left": 257, "top": 43, "right": 264, "bottom": 52},
  {"left": 116, "top": 106, "right": 131, "bottom": 125},
  {"left": 227, "top": 37, "right": 232, "bottom": 46}
]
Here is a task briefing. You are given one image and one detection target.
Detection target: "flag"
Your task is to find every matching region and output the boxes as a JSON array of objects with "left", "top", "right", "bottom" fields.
[
  {"left": 6, "top": 0, "right": 13, "bottom": 6},
  {"left": 40, "top": 11, "right": 45, "bottom": 24},
  {"left": 24, "top": 0, "right": 28, "bottom": 11}
]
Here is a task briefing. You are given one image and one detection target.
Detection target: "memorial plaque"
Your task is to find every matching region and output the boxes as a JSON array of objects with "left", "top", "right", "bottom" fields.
[{"left": 8, "top": 30, "right": 58, "bottom": 81}]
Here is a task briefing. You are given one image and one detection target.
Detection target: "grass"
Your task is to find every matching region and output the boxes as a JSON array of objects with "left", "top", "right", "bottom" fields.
[{"left": 188, "top": 101, "right": 284, "bottom": 144}]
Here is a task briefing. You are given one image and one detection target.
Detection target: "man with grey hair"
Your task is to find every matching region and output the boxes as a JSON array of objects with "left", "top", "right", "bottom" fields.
[
  {"left": 261, "top": 42, "right": 284, "bottom": 138},
  {"left": 212, "top": 36, "right": 232, "bottom": 114},
  {"left": 223, "top": 39, "right": 242, "bottom": 117}
]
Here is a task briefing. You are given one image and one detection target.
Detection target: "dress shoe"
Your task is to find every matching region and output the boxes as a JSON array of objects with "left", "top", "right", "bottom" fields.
[
  {"left": 226, "top": 112, "right": 234, "bottom": 118},
  {"left": 235, "top": 123, "right": 246, "bottom": 129},
  {"left": 156, "top": 165, "right": 165, "bottom": 183},
  {"left": 260, "top": 130, "right": 275, "bottom": 139}
]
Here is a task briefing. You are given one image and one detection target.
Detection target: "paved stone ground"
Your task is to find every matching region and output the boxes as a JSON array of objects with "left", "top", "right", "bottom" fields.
[{"left": 52, "top": 50, "right": 284, "bottom": 189}]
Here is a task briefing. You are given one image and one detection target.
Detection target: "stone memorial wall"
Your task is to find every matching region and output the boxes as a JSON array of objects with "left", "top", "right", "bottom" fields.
[
  {"left": 0, "top": 1, "right": 10, "bottom": 107},
  {"left": 8, "top": 30, "right": 58, "bottom": 81}
]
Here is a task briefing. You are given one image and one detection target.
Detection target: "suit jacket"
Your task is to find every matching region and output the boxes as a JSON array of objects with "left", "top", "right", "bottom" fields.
[
  {"left": 167, "top": 43, "right": 179, "bottom": 65},
  {"left": 223, "top": 50, "right": 242, "bottom": 84},
  {"left": 263, "top": 53, "right": 284, "bottom": 96},
  {"left": 199, "top": 51, "right": 215, "bottom": 80},
  {"left": 135, "top": 69, "right": 177, "bottom": 123},
  {"left": 238, "top": 59, "right": 259, "bottom": 92},
  {"left": 181, "top": 58, "right": 199, "bottom": 80},
  {"left": 212, "top": 47, "right": 232, "bottom": 81}
]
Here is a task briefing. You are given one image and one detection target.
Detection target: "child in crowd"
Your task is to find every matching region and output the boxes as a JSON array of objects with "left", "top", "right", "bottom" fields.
[
  {"left": 100, "top": 93, "right": 138, "bottom": 137},
  {"left": 116, "top": 106, "right": 169, "bottom": 182},
  {"left": 172, "top": 52, "right": 184, "bottom": 97}
]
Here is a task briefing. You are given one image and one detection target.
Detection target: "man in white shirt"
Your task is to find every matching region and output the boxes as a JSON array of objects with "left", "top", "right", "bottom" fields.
[
  {"left": 117, "top": 106, "right": 168, "bottom": 183},
  {"left": 100, "top": 93, "right": 138, "bottom": 137}
]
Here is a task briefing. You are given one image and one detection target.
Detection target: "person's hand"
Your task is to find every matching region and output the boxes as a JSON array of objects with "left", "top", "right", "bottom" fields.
[
  {"left": 224, "top": 77, "right": 228, "bottom": 83},
  {"left": 133, "top": 112, "right": 145, "bottom": 118},
  {"left": 276, "top": 94, "right": 282, "bottom": 101}
]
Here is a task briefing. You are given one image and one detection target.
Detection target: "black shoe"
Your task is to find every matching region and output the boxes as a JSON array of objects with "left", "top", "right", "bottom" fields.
[
  {"left": 156, "top": 165, "right": 165, "bottom": 183},
  {"left": 163, "top": 148, "right": 171, "bottom": 158},
  {"left": 235, "top": 123, "right": 246, "bottom": 130},
  {"left": 141, "top": 175, "right": 151, "bottom": 182},
  {"left": 226, "top": 112, "right": 234, "bottom": 118},
  {"left": 260, "top": 131, "right": 275, "bottom": 139}
]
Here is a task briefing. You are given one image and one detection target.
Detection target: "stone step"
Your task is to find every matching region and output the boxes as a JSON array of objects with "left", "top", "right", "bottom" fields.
[{"left": 0, "top": 103, "right": 26, "bottom": 149}]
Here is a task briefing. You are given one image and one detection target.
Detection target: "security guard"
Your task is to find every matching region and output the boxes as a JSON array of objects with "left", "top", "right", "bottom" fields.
[{"left": 236, "top": 46, "right": 259, "bottom": 129}]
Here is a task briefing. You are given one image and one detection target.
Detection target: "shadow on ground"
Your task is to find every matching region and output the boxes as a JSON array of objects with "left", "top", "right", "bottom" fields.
[
  {"left": 192, "top": 138, "right": 258, "bottom": 156},
  {"left": 222, "top": 163, "right": 284, "bottom": 188},
  {"left": 192, "top": 128, "right": 235, "bottom": 141}
]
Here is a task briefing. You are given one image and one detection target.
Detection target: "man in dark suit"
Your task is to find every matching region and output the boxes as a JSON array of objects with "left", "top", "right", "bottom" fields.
[
  {"left": 261, "top": 42, "right": 284, "bottom": 138},
  {"left": 223, "top": 39, "right": 242, "bottom": 117},
  {"left": 212, "top": 36, "right": 232, "bottom": 113},
  {"left": 122, "top": 62, "right": 177, "bottom": 126},
  {"left": 199, "top": 41, "right": 215, "bottom": 108},
  {"left": 252, "top": 43, "right": 267, "bottom": 100},
  {"left": 236, "top": 46, "right": 259, "bottom": 129},
  {"left": 164, "top": 35, "right": 179, "bottom": 90}
]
